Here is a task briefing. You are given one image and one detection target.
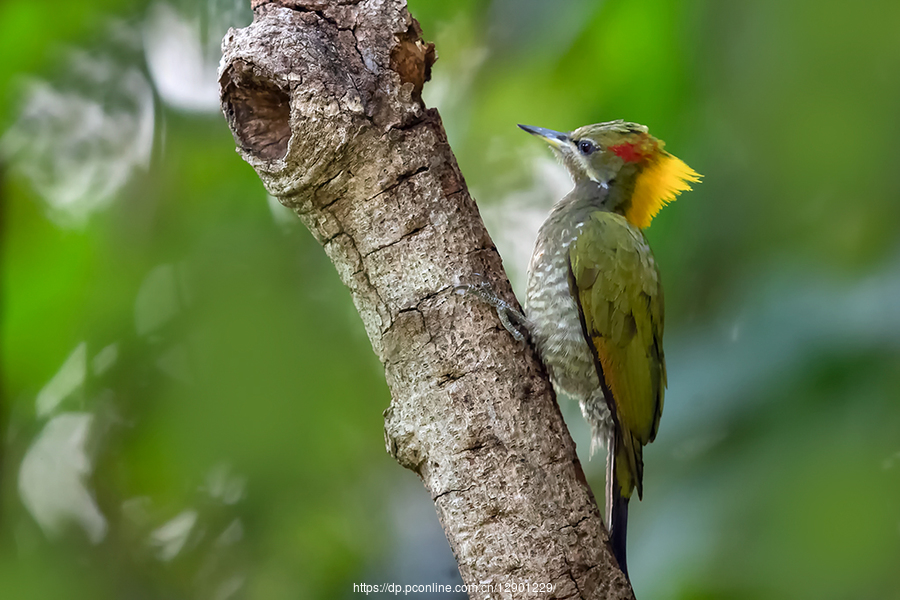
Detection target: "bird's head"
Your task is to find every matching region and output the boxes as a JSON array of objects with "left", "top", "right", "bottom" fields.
[{"left": 519, "top": 120, "right": 701, "bottom": 228}]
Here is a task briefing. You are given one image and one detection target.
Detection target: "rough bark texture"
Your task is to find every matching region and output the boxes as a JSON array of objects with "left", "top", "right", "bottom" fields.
[{"left": 219, "top": 1, "right": 634, "bottom": 598}]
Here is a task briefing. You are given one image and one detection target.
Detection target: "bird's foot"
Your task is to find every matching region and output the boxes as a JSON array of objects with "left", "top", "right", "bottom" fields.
[{"left": 453, "top": 274, "right": 530, "bottom": 342}]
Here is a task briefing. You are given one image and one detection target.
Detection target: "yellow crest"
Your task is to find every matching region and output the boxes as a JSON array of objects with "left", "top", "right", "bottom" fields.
[{"left": 625, "top": 153, "right": 702, "bottom": 229}]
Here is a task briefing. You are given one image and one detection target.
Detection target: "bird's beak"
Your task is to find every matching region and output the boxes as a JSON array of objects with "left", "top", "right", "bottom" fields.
[{"left": 518, "top": 124, "right": 569, "bottom": 149}]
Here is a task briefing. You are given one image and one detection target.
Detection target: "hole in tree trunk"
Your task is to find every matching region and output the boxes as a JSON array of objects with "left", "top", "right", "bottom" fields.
[{"left": 220, "top": 61, "right": 291, "bottom": 161}]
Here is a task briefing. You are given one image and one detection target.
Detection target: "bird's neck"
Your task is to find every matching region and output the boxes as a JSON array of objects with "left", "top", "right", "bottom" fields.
[{"left": 572, "top": 162, "right": 643, "bottom": 216}]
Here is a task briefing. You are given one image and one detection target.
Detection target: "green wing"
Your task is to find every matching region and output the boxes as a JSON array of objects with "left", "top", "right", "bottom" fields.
[{"left": 569, "top": 210, "right": 666, "bottom": 498}]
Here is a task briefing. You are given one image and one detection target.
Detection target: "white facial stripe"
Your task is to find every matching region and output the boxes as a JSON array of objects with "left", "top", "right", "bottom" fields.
[{"left": 574, "top": 151, "right": 602, "bottom": 183}]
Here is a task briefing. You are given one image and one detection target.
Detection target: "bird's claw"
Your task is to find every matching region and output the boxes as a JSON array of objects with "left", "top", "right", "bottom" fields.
[{"left": 454, "top": 274, "right": 530, "bottom": 342}]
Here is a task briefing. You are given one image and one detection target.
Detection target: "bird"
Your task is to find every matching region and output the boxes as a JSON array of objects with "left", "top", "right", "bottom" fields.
[{"left": 517, "top": 120, "right": 700, "bottom": 579}]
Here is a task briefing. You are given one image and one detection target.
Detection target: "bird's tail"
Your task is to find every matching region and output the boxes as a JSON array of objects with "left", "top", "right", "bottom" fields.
[{"left": 606, "top": 431, "right": 636, "bottom": 580}]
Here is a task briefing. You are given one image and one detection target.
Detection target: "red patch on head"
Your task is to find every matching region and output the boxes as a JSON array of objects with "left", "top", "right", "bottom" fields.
[{"left": 610, "top": 142, "right": 648, "bottom": 163}]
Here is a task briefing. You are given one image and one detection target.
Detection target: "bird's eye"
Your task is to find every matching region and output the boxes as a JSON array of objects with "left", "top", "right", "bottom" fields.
[{"left": 578, "top": 139, "right": 596, "bottom": 155}]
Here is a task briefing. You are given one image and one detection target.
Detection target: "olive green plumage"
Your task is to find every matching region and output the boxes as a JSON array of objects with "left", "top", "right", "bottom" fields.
[
  {"left": 520, "top": 121, "right": 699, "bottom": 580},
  {"left": 569, "top": 211, "right": 665, "bottom": 500}
]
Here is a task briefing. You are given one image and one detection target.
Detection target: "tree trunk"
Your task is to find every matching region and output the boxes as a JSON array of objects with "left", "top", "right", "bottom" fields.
[{"left": 218, "top": 1, "right": 634, "bottom": 598}]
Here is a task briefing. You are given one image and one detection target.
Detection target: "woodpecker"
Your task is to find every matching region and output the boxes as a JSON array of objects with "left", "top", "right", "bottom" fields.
[{"left": 518, "top": 121, "right": 700, "bottom": 578}]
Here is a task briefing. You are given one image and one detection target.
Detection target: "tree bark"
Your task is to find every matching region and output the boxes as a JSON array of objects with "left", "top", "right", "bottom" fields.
[{"left": 218, "top": 1, "right": 634, "bottom": 598}]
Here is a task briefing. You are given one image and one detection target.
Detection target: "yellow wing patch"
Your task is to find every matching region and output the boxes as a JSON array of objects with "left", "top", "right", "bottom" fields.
[
  {"left": 593, "top": 334, "right": 645, "bottom": 499},
  {"left": 625, "top": 153, "right": 702, "bottom": 230}
]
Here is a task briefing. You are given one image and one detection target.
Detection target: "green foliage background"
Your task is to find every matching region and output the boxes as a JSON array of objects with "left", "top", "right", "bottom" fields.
[{"left": 2, "top": 1, "right": 899, "bottom": 598}]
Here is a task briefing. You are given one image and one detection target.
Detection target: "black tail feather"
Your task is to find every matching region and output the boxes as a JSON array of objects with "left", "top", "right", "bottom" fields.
[
  {"left": 606, "top": 430, "right": 631, "bottom": 580},
  {"left": 609, "top": 481, "right": 630, "bottom": 580}
]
